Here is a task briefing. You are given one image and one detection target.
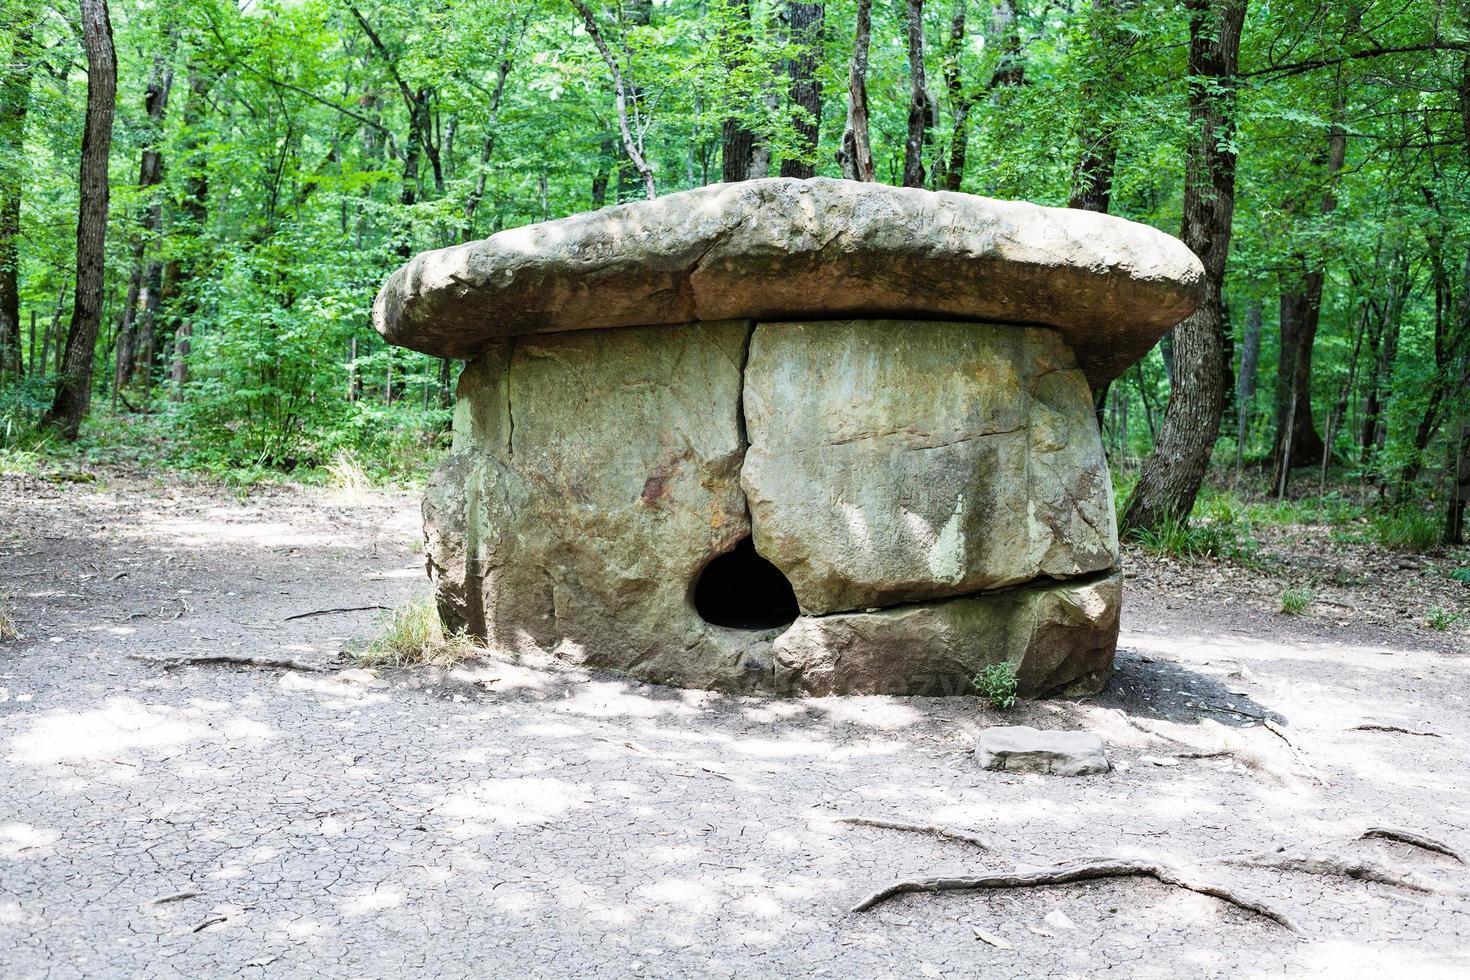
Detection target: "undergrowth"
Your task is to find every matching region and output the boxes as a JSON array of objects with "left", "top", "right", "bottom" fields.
[
  {"left": 973, "top": 662, "right": 1018, "bottom": 710},
  {"left": 357, "top": 597, "right": 480, "bottom": 668}
]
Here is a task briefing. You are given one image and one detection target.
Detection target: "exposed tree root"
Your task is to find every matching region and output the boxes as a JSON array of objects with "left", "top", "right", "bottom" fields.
[
  {"left": 1219, "top": 847, "right": 1464, "bottom": 895},
  {"left": 850, "top": 858, "right": 1298, "bottom": 931},
  {"left": 129, "top": 653, "right": 336, "bottom": 673},
  {"left": 1350, "top": 724, "right": 1440, "bottom": 737},
  {"left": 1261, "top": 719, "right": 1330, "bottom": 787},
  {"left": 283, "top": 604, "right": 389, "bottom": 621},
  {"left": 835, "top": 816, "right": 990, "bottom": 851},
  {"left": 1360, "top": 828, "right": 1467, "bottom": 864}
]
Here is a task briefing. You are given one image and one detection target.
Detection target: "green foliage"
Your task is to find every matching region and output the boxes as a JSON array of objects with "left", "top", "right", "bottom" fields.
[
  {"left": 0, "top": 0, "right": 1464, "bottom": 518},
  {"left": 973, "top": 661, "right": 1018, "bottom": 711},
  {"left": 1450, "top": 569, "right": 1470, "bottom": 585},
  {"left": 1426, "top": 607, "right": 1465, "bottom": 631},
  {"left": 1279, "top": 587, "right": 1313, "bottom": 615}
]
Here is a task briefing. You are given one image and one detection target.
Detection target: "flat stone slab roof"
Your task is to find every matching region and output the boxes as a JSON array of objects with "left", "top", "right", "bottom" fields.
[{"left": 373, "top": 177, "right": 1204, "bottom": 385}]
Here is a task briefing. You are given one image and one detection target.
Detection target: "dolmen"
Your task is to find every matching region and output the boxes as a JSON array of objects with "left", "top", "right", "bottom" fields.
[{"left": 373, "top": 177, "right": 1203, "bottom": 697}]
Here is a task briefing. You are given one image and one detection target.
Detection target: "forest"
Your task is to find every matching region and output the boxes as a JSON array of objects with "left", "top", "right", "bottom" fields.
[{"left": 0, "top": 0, "right": 1467, "bottom": 542}]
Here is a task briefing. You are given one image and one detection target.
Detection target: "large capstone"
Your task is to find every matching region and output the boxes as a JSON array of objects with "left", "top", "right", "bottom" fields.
[{"left": 381, "top": 178, "right": 1204, "bottom": 698}]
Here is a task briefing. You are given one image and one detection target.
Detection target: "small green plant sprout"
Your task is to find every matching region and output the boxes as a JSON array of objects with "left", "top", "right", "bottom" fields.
[
  {"left": 1426, "top": 607, "right": 1465, "bottom": 632},
  {"left": 357, "top": 597, "right": 480, "bottom": 668},
  {"left": 1449, "top": 568, "right": 1470, "bottom": 585},
  {"left": 974, "top": 661, "right": 1019, "bottom": 710},
  {"left": 1279, "top": 587, "right": 1313, "bottom": 615}
]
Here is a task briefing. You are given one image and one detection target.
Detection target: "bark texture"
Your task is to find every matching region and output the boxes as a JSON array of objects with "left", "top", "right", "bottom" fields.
[
  {"left": 0, "top": 1, "right": 39, "bottom": 381},
  {"left": 1120, "top": 0, "right": 1246, "bottom": 532},
  {"left": 837, "top": 0, "right": 875, "bottom": 181},
  {"left": 902, "top": 0, "right": 932, "bottom": 188},
  {"left": 778, "top": 2, "right": 824, "bottom": 179},
  {"left": 44, "top": 0, "right": 117, "bottom": 439}
]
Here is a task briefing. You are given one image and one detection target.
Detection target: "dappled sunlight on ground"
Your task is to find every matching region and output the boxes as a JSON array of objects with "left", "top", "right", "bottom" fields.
[{"left": 2, "top": 473, "right": 1468, "bottom": 975}]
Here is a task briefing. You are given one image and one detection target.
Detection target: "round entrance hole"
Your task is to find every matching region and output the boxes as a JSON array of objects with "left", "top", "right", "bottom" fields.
[{"left": 693, "top": 536, "right": 800, "bottom": 630}]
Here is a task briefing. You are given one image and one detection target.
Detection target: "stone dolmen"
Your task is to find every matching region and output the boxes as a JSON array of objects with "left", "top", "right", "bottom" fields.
[{"left": 373, "top": 177, "right": 1203, "bottom": 697}]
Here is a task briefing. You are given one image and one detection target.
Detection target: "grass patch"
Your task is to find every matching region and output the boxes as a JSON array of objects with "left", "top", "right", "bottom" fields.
[
  {"left": 0, "top": 593, "right": 18, "bottom": 641},
  {"left": 1128, "top": 510, "right": 1261, "bottom": 565},
  {"left": 1426, "top": 607, "right": 1465, "bottom": 631},
  {"left": 973, "top": 661, "right": 1018, "bottom": 710},
  {"left": 1369, "top": 508, "right": 1440, "bottom": 551},
  {"left": 356, "top": 597, "right": 480, "bottom": 668},
  {"left": 1279, "top": 587, "right": 1313, "bottom": 615}
]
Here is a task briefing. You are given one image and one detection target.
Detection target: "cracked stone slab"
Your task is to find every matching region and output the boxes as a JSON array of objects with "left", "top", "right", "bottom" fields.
[
  {"left": 772, "top": 572, "right": 1121, "bottom": 697},
  {"left": 743, "top": 320, "right": 1117, "bottom": 615},
  {"left": 975, "top": 725, "right": 1112, "bottom": 776},
  {"left": 423, "top": 320, "right": 775, "bottom": 691},
  {"left": 372, "top": 177, "right": 1204, "bottom": 386}
]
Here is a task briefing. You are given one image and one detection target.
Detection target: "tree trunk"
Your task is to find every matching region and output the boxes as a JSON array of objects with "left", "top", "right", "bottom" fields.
[
  {"left": 573, "top": 1, "right": 657, "bottom": 199},
  {"left": 936, "top": 0, "right": 967, "bottom": 190},
  {"left": 1234, "top": 298, "right": 1262, "bottom": 474},
  {"left": 720, "top": 0, "right": 759, "bottom": 182},
  {"left": 0, "top": 1, "right": 39, "bottom": 382},
  {"left": 902, "top": 0, "right": 932, "bottom": 187},
  {"left": 462, "top": 28, "right": 518, "bottom": 238},
  {"left": 837, "top": 0, "right": 875, "bottom": 181},
  {"left": 1271, "top": 109, "right": 1347, "bottom": 474},
  {"left": 1069, "top": 1, "right": 1137, "bottom": 212},
  {"left": 778, "top": 2, "right": 824, "bottom": 179},
  {"left": 1120, "top": 0, "right": 1245, "bottom": 533},
  {"left": 115, "top": 49, "right": 174, "bottom": 391},
  {"left": 45, "top": 0, "right": 116, "bottom": 440}
]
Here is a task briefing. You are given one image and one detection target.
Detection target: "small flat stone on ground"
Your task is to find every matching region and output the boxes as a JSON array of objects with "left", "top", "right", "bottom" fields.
[{"left": 975, "top": 726, "right": 1111, "bottom": 776}]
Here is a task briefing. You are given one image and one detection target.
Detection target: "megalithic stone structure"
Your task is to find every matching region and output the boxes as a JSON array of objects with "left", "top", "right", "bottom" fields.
[{"left": 373, "top": 178, "right": 1203, "bottom": 697}]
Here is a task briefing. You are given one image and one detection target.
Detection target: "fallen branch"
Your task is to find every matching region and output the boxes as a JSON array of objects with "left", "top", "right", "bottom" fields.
[
  {"left": 836, "top": 816, "right": 991, "bottom": 851},
  {"left": 128, "top": 653, "right": 336, "bottom": 673},
  {"left": 283, "top": 605, "right": 388, "bottom": 621},
  {"left": 850, "top": 858, "right": 1298, "bottom": 931},
  {"left": 1360, "top": 828, "right": 1466, "bottom": 864},
  {"left": 1350, "top": 724, "right": 1440, "bottom": 737},
  {"left": 1220, "top": 847, "right": 1462, "bottom": 895}
]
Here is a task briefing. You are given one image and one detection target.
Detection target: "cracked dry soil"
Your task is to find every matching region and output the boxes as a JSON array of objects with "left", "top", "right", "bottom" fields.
[{"left": 2, "top": 470, "right": 1469, "bottom": 978}]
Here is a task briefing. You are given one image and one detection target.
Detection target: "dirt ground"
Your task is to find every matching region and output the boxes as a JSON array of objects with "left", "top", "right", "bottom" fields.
[{"left": 2, "top": 469, "right": 1468, "bottom": 978}]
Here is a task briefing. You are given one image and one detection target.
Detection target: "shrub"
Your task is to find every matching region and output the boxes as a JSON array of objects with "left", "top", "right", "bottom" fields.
[{"left": 973, "top": 662, "right": 1018, "bottom": 710}]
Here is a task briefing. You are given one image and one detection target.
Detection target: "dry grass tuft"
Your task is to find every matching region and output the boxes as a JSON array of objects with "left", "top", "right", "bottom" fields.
[
  {"left": 0, "top": 592, "right": 19, "bottom": 641},
  {"left": 356, "top": 597, "right": 480, "bottom": 668}
]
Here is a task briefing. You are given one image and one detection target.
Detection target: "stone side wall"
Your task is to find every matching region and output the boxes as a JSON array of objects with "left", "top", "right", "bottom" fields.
[{"left": 423, "top": 318, "right": 1121, "bottom": 696}]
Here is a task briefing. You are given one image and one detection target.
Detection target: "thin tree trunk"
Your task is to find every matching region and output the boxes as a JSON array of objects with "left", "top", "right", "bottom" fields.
[
  {"left": 572, "top": 1, "right": 657, "bottom": 199},
  {"left": 0, "top": 1, "right": 39, "bottom": 382},
  {"left": 902, "top": 0, "right": 932, "bottom": 187},
  {"left": 721, "top": 0, "right": 759, "bottom": 182},
  {"left": 116, "top": 49, "right": 174, "bottom": 391},
  {"left": 778, "top": 2, "right": 824, "bottom": 179},
  {"left": 1234, "top": 298, "right": 1262, "bottom": 478},
  {"left": 462, "top": 22, "right": 521, "bottom": 238},
  {"left": 1272, "top": 110, "right": 1348, "bottom": 471},
  {"left": 1121, "top": 0, "right": 1246, "bottom": 532},
  {"left": 936, "top": 0, "right": 967, "bottom": 190},
  {"left": 1069, "top": 1, "right": 1136, "bottom": 212},
  {"left": 838, "top": 0, "right": 875, "bottom": 181},
  {"left": 45, "top": 0, "right": 116, "bottom": 439}
]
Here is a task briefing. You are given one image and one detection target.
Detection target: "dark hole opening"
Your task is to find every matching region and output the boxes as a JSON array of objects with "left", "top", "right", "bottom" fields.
[{"left": 693, "top": 536, "right": 800, "bottom": 630}]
